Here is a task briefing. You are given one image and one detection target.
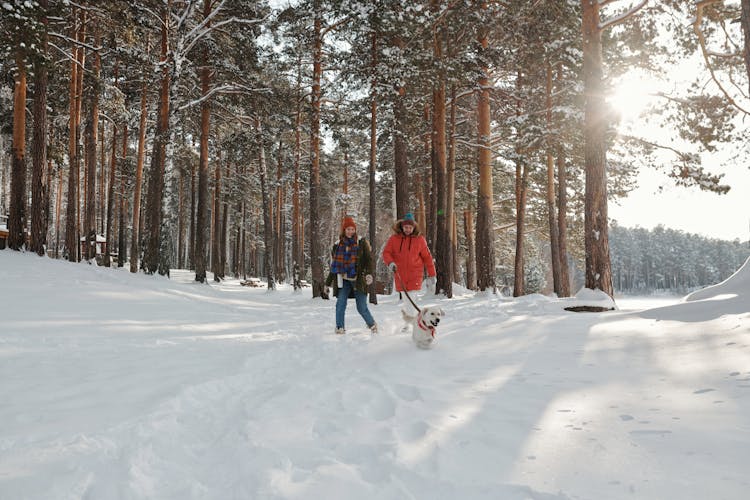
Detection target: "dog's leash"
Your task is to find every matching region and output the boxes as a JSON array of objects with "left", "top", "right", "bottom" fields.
[{"left": 394, "top": 269, "right": 421, "bottom": 314}]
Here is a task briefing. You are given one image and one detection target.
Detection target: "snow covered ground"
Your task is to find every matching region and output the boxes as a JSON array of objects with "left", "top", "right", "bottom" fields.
[{"left": 1, "top": 250, "right": 749, "bottom": 500}]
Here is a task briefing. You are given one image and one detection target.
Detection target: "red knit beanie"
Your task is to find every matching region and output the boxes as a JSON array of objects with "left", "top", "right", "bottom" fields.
[{"left": 341, "top": 216, "right": 356, "bottom": 232}]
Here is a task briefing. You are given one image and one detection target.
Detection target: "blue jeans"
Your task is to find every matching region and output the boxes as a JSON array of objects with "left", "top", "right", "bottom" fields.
[{"left": 336, "top": 279, "right": 375, "bottom": 329}]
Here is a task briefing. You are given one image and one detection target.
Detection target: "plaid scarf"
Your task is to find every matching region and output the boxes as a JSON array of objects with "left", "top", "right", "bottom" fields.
[{"left": 331, "top": 237, "right": 358, "bottom": 279}]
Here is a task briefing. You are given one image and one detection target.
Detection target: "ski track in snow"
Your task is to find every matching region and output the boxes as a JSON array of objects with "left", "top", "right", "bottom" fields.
[{"left": 1, "top": 252, "right": 749, "bottom": 500}]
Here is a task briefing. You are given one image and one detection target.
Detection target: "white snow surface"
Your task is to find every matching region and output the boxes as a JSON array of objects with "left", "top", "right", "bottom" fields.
[{"left": 1, "top": 251, "right": 749, "bottom": 500}]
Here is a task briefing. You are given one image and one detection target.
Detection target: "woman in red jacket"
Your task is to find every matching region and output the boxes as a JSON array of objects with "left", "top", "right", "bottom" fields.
[{"left": 382, "top": 212, "right": 436, "bottom": 301}]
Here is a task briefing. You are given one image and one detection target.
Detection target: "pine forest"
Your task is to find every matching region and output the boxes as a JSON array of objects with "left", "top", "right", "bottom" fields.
[{"left": 1, "top": 0, "right": 749, "bottom": 299}]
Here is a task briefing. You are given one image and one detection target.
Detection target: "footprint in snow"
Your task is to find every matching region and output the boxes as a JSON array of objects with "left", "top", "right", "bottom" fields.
[
  {"left": 629, "top": 430, "right": 672, "bottom": 436},
  {"left": 397, "top": 420, "right": 429, "bottom": 442},
  {"left": 619, "top": 415, "right": 634, "bottom": 421},
  {"left": 693, "top": 388, "right": 715, "bottom": 394},
  {"left": 392, "top": 383, "right": 421, "bottom": 402}
]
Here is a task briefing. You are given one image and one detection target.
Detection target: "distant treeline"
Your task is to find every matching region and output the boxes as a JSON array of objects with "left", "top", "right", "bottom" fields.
[{"left": 609, "top": 224, "right": 750, "bottom": 294}]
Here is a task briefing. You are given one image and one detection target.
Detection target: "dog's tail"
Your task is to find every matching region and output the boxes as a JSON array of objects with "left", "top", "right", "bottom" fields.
[{"left": 401, "top": 309, "right": 416, "bottom": 322}]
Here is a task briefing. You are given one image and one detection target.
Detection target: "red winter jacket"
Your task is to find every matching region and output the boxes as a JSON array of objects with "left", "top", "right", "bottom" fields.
[{"left": 382, "top": 220, "right": 436, "bottom": 292}]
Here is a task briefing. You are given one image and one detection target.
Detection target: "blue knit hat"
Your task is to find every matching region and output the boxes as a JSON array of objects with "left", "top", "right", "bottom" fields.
[{"left": 402, "top": 212, "right": 415, "bottom": 226}]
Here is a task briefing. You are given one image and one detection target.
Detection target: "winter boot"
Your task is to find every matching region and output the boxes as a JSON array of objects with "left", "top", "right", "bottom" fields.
[
  {"left": 335, "top": 327, "right": 346, "bottom": 335},
  {"left": 369, "top": 323, "right": 378, "bottom": 334}
]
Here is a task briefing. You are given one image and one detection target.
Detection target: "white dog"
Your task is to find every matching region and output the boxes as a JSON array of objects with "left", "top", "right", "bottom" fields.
[{"left": 402, "top": 306, "right": 445, "bottom": 349}]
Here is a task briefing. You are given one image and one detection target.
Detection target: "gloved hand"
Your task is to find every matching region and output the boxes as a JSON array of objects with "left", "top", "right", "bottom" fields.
[
  {"left": 426, "top": 276, "right": 436, "bottom": 289},
  {"left": 388, "top": 262, "right": 397, "bottom": 272},
  {"left": 365, "top": 274, "right": 373, "bottom": 285}
]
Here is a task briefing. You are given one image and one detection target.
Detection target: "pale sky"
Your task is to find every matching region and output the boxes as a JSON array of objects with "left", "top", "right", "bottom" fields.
[{"left": 609, "top": 161, "right": 750, "bottom": 242}]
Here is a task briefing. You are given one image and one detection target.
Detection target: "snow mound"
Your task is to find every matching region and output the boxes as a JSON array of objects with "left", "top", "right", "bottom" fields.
[{"left": 685, "top": 256, "right": 749, "bottom": 302}]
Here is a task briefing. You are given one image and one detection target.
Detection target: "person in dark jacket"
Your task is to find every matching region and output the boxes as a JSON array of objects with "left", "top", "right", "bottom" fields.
[{"left": 326, "top": 215, "right": 378, "bottom": 335}]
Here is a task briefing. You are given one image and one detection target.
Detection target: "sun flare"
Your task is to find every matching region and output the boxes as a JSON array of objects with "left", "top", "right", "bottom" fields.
[{"left": 608, "top": 74, "right": 659, "bottom": 123}]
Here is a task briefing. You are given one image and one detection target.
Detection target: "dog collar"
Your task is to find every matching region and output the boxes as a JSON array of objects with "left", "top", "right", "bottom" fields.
[{"left": 417, "top": 311, "right": 435, "bottom": 338}]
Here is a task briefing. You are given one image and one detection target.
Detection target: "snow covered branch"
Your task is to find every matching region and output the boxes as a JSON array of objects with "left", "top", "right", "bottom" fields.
[
  {"left": 598, "top": 0, "right": 648, "bottom": 31},
  {"left": 693, "top": 1, "right": 750, "bottom": 115},
  {"left": 177, "top": 84, "right": 271, "bottom": 111}
]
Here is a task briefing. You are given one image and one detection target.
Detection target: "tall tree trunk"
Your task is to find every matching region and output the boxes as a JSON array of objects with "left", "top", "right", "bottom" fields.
[
  {"left": 582, "top": 0, "right": 614, "bottom": 297},
  {"left": 475, "top": 23, "right": 495, "bottom": 292},
  {"left": 177, "top": 161, "right": 186, "bottom": 269},
  {"left": 556, "top": 156, "right": 571, "bottom": 297},
  {"left": 309, "top": 5, "right": 325, "bottom": 298},
  {"left": 130, "top": 70, "right": 147, "bottom": 273},
  {"left": 189, "top": 137, "right": 197, "bottom": 269},
  {"left": 448, "top": 86, "right": 459, "bottom": 285},
  {"left": 513, "top": 158, "right": 528, "bottom": 297},
  {"left": 74, "top": 12, "right": 85, "bottom": 261},
  {"left": 65, "top": 11, "right": 84, "bottom": 261},
  {"left": 103, "top": 56, "right": 119, "bottom": 267},
  {"left": 256, "top": 119, "right": 276, "bottom": 290},
  {"left": 275, "top": 140, "right": 285, "bottom": 283},
  {"left": 292, "top": 54, "right": 303, "bottom": 285},
  {"left": 220, "top": 162, "right": 229, "bottom": 279},
  {"left": 212, "top": 152, "right": 222, "bottom": 281},
  {"left": 83, "top": 29, "right": 100, "bottom": 262},
  {"left": 143, "top": 5, "right": 170, "bottom": 274},
  {"left": 393, "top": 33, "right": 409, "bottom": 220},
  {"left": 8, "top": 52, "right": 27, "bottom": 251},
  {"left": 545, "top": 62, "right": 562, "bottom": 295},
  {"left": 118, "top": 125, "right": 128, "bottom": 267},
  {"left": 54, "top": 165, "right": 63, "bottom": 257},
  {"left": 194, "top": 19, "right": 211, "bottom": 283},
  {"left": 445, "top": 84, "right": 457, "bottom": 293},
  {"left": 30, "top": 0, "right": 49, "bottom": 256},
  {"left": 431, "top": 9, "right": 451, "bottom": 298},
  {"left": 99, "top": 118, "right": 105, "bottom": 235},
  {"left": 415, "top": 172, "right": 426, "bottom": 233},
  {"left": 464, "top": 175, "right": 477, "bottom": 290},
  {"left": 368, "top": 29, "right": 378, "bottom": 305},
  {"left": 1, "top": 136, "right": 6, "bottom": 216}
]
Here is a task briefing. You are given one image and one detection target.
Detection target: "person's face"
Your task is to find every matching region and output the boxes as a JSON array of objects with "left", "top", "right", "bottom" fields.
[
  {"left": 345, "top": 226, "right": 356, "bottom": 238},
  {"left": 402, "top": 223, "right": 414, "bottom": 235}
]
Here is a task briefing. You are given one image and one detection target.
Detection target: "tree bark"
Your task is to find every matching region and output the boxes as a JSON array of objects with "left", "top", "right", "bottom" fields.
[
  {"left": 368, "top": 29, "right": 378, "bottom": 305},
  {"left": 177, "top": 160, "right": 186, "bottom": 269},
  {"left": 556, "top": 150, "right": 571, "bottom": 297},
  {"left": 275, "top": 140, "right": 285, "bottom": 283},
  {"left": 142, "top": 5, "right": 170, "bottom": 274},
  {"left": 8, "top": 52, "right": 27, "bottom": 251},
  {"left": 309, "top": 5, "right": 325, "bottom": 298},
  {"left": 103, "top": 56, "right": 119, "bottom": 267},
  {"left": 64, "top": 11, "right": 81, "bottom": 260},
  {"left": 118, "top": 125, "right": 127, "bottom": 267},
  {"left": 212, "top": 152, "right": 222, "bottom": 281},
  {"left": 431, "top": 8, "right": 451, "bottom": 298},
  {"left": 83, "top": 29, "right": 100, "bottom": 261},
  {"left": 513, "top": 158, "right": 528, "bottom": 297},
  {"left": 545, "top": 62, "right": 562, "bottom": 295},
  {"left": 582, "top": 0, "right": 614, "bottom": 297},
  {"left": 194, "top": 19, "right": 211, "bottom": 283},
  {"left": 292, "top": 54, "right": 303, "bottom": 285},
  {"left": 475, "top": 23, "right": 495, "bottom": 293},
  {"left": 448, "top": 85, "right": 458, "bottom": 286},
  {"left": 189, "top": 137, "right": 197, "bottom": 269},
  {"left": 393, "top": 32, "right": 409, "bottom": 220},
  {"left": 464, "top": 209, "right": 477, "bottom": 290},
  {"left": 30, "top": 0, "right": 49, "bottom": 256},
  {"left": 130, "top": 67, "right": 148, "bottom": 273},
  {"left": 256, "top": 119, "right": 276, "bottom": 290}
]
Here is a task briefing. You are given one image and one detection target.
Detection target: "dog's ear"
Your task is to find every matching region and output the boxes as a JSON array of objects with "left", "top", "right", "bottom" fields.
[{"left": 438, "top": 307, "right": 445, "bottom": 316}]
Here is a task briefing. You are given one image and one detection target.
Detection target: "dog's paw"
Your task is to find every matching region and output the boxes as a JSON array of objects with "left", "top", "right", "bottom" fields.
[{"left": 415, "top": 339, "right": 434, "bottom": 350}]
